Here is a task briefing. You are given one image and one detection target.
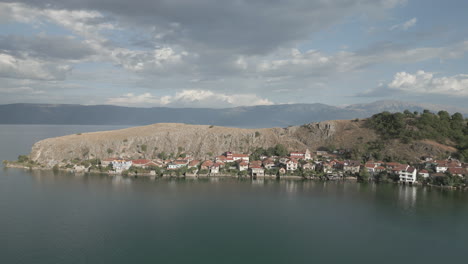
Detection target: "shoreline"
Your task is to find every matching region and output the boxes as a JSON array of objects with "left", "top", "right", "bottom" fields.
[{"left": 4, "top": 163, "right": 465, "bottom": 190}]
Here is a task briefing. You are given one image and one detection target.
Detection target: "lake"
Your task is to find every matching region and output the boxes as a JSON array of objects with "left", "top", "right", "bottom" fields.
[{"left": 1, "top": 125, "right": 468, "bottom": 264}]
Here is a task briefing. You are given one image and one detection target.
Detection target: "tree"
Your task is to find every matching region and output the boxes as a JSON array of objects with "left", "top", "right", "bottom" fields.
[
  {"left": 274, "top": 144, "right": 288, "bottom": 157},
  {"left": 141, "top": 144, "right": 147, "bottom": 152},
  {"left": 358, "top": 168, "right": 370, "bottom": 182}
]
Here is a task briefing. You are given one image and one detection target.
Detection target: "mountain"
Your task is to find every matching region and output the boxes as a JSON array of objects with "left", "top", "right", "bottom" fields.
[{"left": 1, "top": 100, "right": 467, "bottom": 128}]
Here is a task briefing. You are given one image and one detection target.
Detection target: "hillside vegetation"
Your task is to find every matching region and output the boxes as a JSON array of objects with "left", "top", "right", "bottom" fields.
[{"left": 366, "top": 110, "right": 468, "bottom": 161}]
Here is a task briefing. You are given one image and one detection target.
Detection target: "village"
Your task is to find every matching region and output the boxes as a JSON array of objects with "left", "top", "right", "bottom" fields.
[{"left": 68, "top": 148, "right": 468, "bottom": 185}]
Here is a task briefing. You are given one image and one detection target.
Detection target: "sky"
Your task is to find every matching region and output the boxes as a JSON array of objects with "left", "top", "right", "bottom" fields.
[{"left": 0, "top": 0, "right": 467, "bottom": 108}]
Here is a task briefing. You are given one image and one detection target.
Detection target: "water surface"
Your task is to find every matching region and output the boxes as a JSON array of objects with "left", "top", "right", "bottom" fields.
[{"left": 1, "top": 125, "right": 467, "bottom": 263}]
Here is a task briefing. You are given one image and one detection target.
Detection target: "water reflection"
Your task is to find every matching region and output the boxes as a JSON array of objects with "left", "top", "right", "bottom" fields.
[{"left": 397, "top": 185, "right": 418, "bottom": 213}]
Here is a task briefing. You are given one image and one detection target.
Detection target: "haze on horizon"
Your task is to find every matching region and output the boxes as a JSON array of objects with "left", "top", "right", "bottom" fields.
[{"left": 0, "top": 0, "right": 467, "bottom": 109}]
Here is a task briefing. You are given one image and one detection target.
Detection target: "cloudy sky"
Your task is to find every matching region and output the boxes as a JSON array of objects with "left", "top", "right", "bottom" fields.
[{"left": 0, "top": 0, "right": 467, "bottom": 108}]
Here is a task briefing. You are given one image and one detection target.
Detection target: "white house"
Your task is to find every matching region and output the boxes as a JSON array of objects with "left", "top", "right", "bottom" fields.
[
  {"left": 286, "top": 159, "right": 298, "bottom": 171},
  {"left": 398, "top": 166, "right": 417, "bottom": 183},
  {"left": 238, "top": 161, "right": 249, "bottom": 171},
  {"left": 111, "top": 159, "right": 132, "bottom": 172}
]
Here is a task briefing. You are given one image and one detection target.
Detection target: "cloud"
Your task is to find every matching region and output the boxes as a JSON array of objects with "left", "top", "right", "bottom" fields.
[
  {"left": 388, "top": 70, "right": 468, "bottom": 96},
  {"left": 0, "top": 34, "right": 96, "bottom": 61},
  {"left": 243, "top": 41, "right": 468, "bottom": 80},
  {"left": 360, "top": 70, "right": 468, "bottom": 97},
  {"left": 106, "top": 90, "right": 274, "bottom": 108},
  {"left": 0, "top": 86, "right": 44, "bottom": 94},
  {"left": 0, "top": 53, "right": 71, "bottom": 80},
  {"left": 390, "top": 17, "right": 417, "bottom": 31},
  {"left": 1, "top": 0, "right": 407, "bottom": 55}
]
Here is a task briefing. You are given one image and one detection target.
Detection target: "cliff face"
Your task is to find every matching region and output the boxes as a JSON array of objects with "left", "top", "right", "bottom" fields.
[
  {"left": 30, "top": 121, "right": 351, "bottom": 166},
  {"left": 28, "top": 119, "right": 455, "bottom": 167}
]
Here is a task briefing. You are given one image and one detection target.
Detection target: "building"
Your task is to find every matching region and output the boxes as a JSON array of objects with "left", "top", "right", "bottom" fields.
[
  {"left": 238, "top": 161, "right": 249, "bottom": 171},
  {"left": 343, "top": 160, "right": 361, "bottom": 174},
  {"left": 210, "top": 163, "right": 220, "bottom": 174},
  {"left": 167, "top": 160, "right": 189, "bottom": 170},
  {"left": 397, "top": 165, "right": 417, "bottom": 183},
  {"left": 448, "top": 167, "right": 467, "bottom": 177},
  {"left": 250, "top": 165, "right": 265, "bottom": 177},
  {"left": 188, "top": 160, "right": 200, "bottom": 169},
  {"left": 200, "top": 160, "right": 214, "bottom": 171},
  {"left": 418, "top": 169, "right": 429, "bottom": 178},
  {"left": 131, "top": 159, "right": 154, "bottom": 168},
  {"left": 285, "top": 159, "right": 298, "bottom": 171},
  {"left": 111, "top": 159, "right": 132, "bottom": 172},
  {"left": 290, "top": 149, "right": 312, "bottom": 160},
  {"left": 302, "top": 162, "right": 315, "bottom": 170},
  {"left": 262, "top": 159, "right": 276, "bottom": 169}
]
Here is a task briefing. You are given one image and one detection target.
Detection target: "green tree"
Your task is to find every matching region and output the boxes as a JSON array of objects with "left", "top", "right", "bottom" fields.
[{"left": 358, "top": 168, "right": 370, "bottom": 182}]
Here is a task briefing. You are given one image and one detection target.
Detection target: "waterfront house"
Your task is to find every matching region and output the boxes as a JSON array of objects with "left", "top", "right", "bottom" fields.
[
  {"left": 250, "top": 165, "right": 265, "bottom": 177},
  {"left": 200, "top": 160, "right": 214, "bottom": 170},
  {"left": 343, "top": 160, "right": 361, "bottom": 174},
  {"left": 210, "top": 163, "right": 220, "bottom": 174},
  {"left": 111, "top": 159, "right": 132, "bottom": 172},
  {"left": 101, "top": 158, "right": 118, "bottom": 167},
  {"left": 397, "top": 165, "right": 417, "bottom": 183},
  {"left": 188, "top": 160, "right": 200, "bottom": 169},
  {"left": 238, "top": 161, "right": 249, "bottom": 171}
]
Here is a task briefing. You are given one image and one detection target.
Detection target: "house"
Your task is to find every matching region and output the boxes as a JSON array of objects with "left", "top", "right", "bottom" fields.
[
  {"left": 285, "top": 159, "right": 298, "bottom": 171},
  {"left": 216, "top": 152, "right": 250, "bottom": 163},
  {"left": 200, "top": 160, "right": 214, "bottom": 170},
  {"left": 101, "top": 158, "right": 118, "bottom": 167},
  {"left": 302, "top": 162, "right": 315, "bottom": 170},
  {"left": 316, "top": 150, "right": 328, "bottom": 156},
  {"left": 364, "top": 163, "right": 376, "bottom": 175},
  {"left": 397, "top": 165, "right": 417, "bottom": 183},
  {"left": 167, "top": 160, "right": 189, "bottom": 170},
  {"left": 250, "top": 165, "right": 265, "bottom": 177},
  {"left": 448, "top": 167, "right": 467, "bottom": 177},
  {"left": 238, "top": 161, "right": 249, "bottom": 171},
  {"left": 375, "top": 166, "right": 386, "bottom": 173},
  {"left": 131, "top": 159, "right": 152, "bottom": 168},
  {"left": 188, "top": 160, "right": 200, "bottom": 169},
  {"left": 321, "top": 162, "right": 333, "bottom": 174},
  {"left": 418, "top": 169, "right": 430, "bottom": 178},
  {"left": 343, "top": 160, "right": 361, "bottom": 174},
  {"left": 434, "top": 160, "right": 461, "bottom": 173},
  {"left": 290, "top": 149, "right": 312, "bottom": 160},
  {"left": 111, "top": 159, "right": 132, "bottom": 172},
  {"left": 210, "top": 163, "right": 220, "bottom": 174},
  {"left": 385, "top": 162, "right": 402, "bottom": 169},
  {"left": 262, "top": 159, "right": 276, "bottom": 169}
]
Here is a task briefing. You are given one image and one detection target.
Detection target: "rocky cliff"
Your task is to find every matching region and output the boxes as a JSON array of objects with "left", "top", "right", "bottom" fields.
[{"left": 28, "top": 119, "right": 456, "bottom": 167}]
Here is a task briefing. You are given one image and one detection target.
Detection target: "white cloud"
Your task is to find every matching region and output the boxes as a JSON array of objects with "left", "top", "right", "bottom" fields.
[
  {"left": 106, "top": 90, "right": 273, "bottom": 108},
  {"left": 387, "top": 70, "right": 468, "bottom": 96},
  {"left": 390, "top": 17, "right": 417, "bottom": 31}
]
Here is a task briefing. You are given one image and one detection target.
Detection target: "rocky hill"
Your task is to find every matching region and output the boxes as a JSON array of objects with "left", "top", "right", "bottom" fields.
[{"left": 28, "top": 119, "right": 457, "bottom": 167}]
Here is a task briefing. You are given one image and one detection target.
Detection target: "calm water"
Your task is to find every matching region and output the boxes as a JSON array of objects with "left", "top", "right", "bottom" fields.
[{"left": 1, "top": 125, "right": 468, "bottom": 264}]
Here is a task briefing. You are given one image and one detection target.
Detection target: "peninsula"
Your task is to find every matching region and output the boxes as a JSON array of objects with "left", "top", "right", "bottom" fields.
[{"left": 4, "top": 110, "right": 468, "bottom": 187}]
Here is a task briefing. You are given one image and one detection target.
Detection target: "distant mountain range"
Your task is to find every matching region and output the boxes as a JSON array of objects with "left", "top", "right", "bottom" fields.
[{"left": 1, "top": 100, "right": 467, "bottom": 128}]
